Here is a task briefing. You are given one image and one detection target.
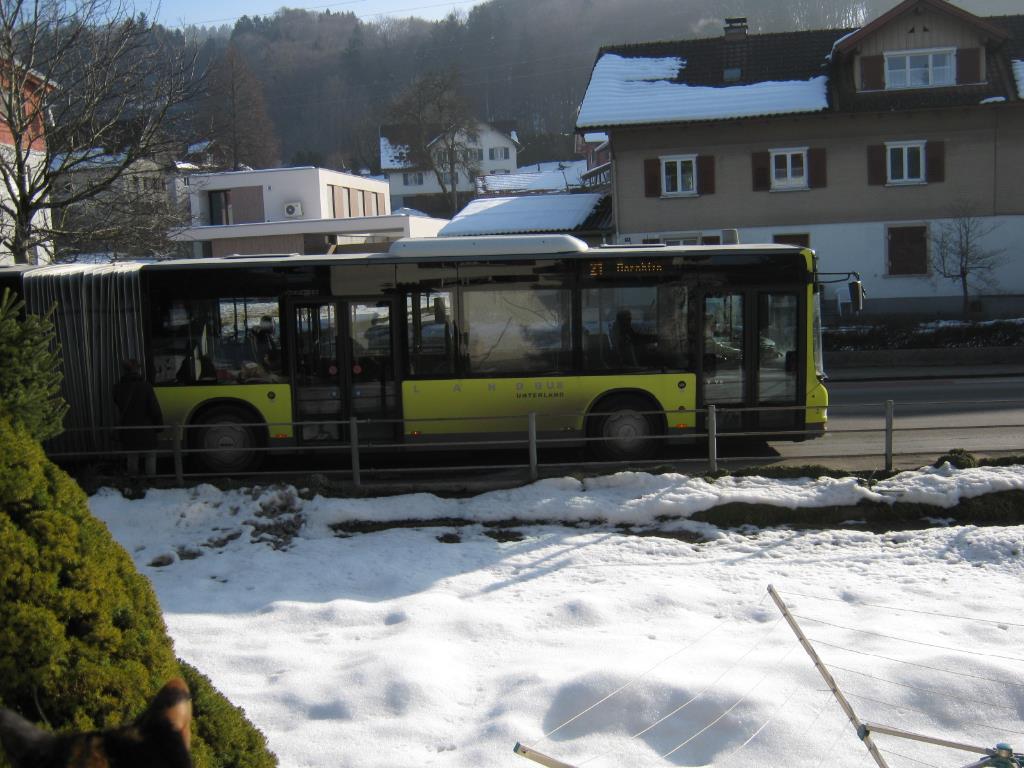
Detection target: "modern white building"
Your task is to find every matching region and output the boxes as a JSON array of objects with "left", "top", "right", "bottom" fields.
[{"left": 174, "top": 166, "right": 448, "bottom": 257}]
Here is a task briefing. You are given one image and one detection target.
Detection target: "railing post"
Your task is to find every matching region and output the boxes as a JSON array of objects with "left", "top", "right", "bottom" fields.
[
  {"left": 349, "top": 417, "right": 361, "bottom": 487},
  {"left": 528, "top": 412, "right": 538, "bottom": 482},
  {"left": 884, "top": 399, "right": 894, "bottom": 472},
  {"left": 707, "top": 404, "right": 718, "bottom": 474},
  {"left": 173, "top": 424, "right": 184, "bottom": 486}
]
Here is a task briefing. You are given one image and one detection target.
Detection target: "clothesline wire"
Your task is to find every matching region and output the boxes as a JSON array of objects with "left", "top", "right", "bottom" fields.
[
  {"left": 842, "top": 690, "right": 1024, "bottom": 738},
  {"left": 659, "top": 642, "right": 801, "bottom": 760},
  {"left": 775, "top": 589, "right": 1024, "bottom": 629},
  {"left": 809, "top": 637, "right": 1024, "bottom": 690},
  {"left": 540, "top": 617, "right": 729, "bottom": 741},
  {"left": 829, "top": 663, "right": 1019, "bottom": 712},
  {"left": 795, "top": 614, "right": 1024, "bottom": 664},
  {"left": 878, "top": 747, "right": 945, "bottom": 768},
  {"left": 576, "top": 615, "right": 787, "bottom": 767}
]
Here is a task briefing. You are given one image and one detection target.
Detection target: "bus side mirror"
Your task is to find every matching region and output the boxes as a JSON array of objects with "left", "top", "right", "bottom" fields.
[{"left": 848, "top": 279, "right": 865, "bottom": 312}]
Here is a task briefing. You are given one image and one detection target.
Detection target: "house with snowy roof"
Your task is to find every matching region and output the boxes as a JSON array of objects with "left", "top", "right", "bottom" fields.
[
  {"left": 576, "top": 0, "right": 1024, "bottom": 317},
  {"left": 380, "top": 121, "right": 519, "bottom": 217}
]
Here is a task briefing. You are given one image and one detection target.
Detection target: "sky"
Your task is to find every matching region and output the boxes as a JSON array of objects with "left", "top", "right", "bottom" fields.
[
  {"left": 155, "top": 0, "right": 484, "bottom": 29},
  {"left": 89, "top": 463, "right": 1024, "bottom": 768}
]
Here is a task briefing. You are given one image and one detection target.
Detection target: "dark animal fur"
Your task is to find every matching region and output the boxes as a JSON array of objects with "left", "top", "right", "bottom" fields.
[{"left": 0, "top": 679, "right": 192, "bottom": 768}]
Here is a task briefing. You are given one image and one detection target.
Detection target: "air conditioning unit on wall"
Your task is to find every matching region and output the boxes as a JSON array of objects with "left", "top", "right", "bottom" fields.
[{"left": 284, "top": 201, "right": 303, "bottom": 218}]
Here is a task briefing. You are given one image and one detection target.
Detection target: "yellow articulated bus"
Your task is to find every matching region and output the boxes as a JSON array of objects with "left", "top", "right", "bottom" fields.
[{"left": 10, "top": 235, "right": 828, "bottom": 473}]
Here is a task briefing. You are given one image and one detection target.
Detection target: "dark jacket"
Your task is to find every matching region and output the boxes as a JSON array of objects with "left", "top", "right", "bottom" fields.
[{"left": 113, "top": 372, "right": 164, "bottom": 450}]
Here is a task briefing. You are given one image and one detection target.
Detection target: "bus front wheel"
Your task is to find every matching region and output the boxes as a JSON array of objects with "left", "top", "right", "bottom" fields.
[
  {"left": 587, "top": 395, "right": 661, "bottom": 461},
  {"left": 190, "top": 406, "right": 265, "bottom": 474}
]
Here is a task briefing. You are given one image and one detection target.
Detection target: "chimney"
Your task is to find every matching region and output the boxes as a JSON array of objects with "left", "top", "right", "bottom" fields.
[{"left": 724, "top": 17, "right": 748, "bottom": 41}]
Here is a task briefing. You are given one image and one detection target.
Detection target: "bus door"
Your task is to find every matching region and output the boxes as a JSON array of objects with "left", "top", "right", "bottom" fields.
[
  {"left": 344, "top": 300, "right": 399, "bottom": 442},
  {"left": 700, "top": 291, "right": 802, "bottom": 438},
  {"left": 701, "top": 292, "right": 747, "bottom": 436},
  {"left": 292, "top": 301, "right": 344, "bottom": 442},
  {"left": 754, "top": 292, "right": 802, "bottom": 435},
  {"left": 291, "top": 299, "right": 399, "bottom": 444}
]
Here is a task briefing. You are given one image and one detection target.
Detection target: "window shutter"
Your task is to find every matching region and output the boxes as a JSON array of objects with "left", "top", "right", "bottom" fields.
[
  {"left": 697, "top": 155, "right": 715, "bottom": 195},
  {"left": 888, "top": 226, "right": 928, "bottom": 275},
  {"left": 956, "top": 48, "right": 982, "bottom": 84},
  {"left": 644, "top": 158, "right": 661, "bottom": 197},
  {"left": 861, "top": 55, "right": 884, "bottom": 90},
  {"left": 867, "top": 145, "right": 886, "bottom": 185},
  {"left": 808, "top": 148, "right": 827, "bottom": 188},
  {"left": 751, "top": 151, "right": 770, "bottom": 191},
  {"left": 926, "top": 141, "right": 945, "bottom": 183}
]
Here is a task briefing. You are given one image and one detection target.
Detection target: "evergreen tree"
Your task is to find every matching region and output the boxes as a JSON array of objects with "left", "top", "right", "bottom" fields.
[{"left": 0, "top": 290, "right": 67, "bottom": 442}]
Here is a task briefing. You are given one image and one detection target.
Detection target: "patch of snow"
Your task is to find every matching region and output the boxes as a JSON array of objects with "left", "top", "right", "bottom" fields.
[
  {"left": 578, "top": 53, "right": 829, "bottom": 128},
  {"left": 1013, "top": 60, "right": 1024, "bottom": 99},
  {"left": 86, "top": 465, "right": 1024, "bottom": 768},
  {"left": 583, "top": 131, "right": 608, "bottom": 144},
  {"left": 440, "top": 193, "right": 603, "bottom": 236},
  {"left": 980, "top": 96, "right": 1006, "bottom": 104}
]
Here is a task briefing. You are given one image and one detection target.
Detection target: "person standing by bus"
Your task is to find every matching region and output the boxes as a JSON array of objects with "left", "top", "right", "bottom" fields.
[{"left": 113, "top": 359, "right": 164, "bottom": 477}]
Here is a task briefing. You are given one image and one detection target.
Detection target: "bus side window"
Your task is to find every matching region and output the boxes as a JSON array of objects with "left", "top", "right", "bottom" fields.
[{"left": 407, "top": 291, "right": 455, "bottom": 376}]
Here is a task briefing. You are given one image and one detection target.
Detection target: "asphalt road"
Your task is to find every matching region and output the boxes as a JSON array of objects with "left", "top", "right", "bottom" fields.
[{"left": 766, "top": 374, "right": 1024, "bottom": 470}]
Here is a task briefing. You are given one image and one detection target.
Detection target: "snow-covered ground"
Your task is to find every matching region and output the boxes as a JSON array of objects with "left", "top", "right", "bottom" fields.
[{"left": 89, "top": 465, "right": 1024, "bottom": 768}]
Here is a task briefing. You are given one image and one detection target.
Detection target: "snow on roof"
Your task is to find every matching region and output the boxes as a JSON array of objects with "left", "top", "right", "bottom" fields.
[
  {"left": 50, "top": 149, "right": 127, "bottom": 172},
  {"left": 515, "top": 159, "right": 587, "bottom": 178},
  {"left": 175, "top": 161, "right": 199, "bottom": 171},
  {"left": 379, "top": 136, "right": 410, "bottom": 170},
  {"left": 1014, "top": 60, "right": 1024, "bottom": 99},
  {"left": 577, "top": 52, "right": 830, "bottom": 128},
  {"left": 439, "top": 193, "right": 603, "bottom": 236},
  {"left": 583, "top": 132, "right": 608, "bottom": 143},
  {"left": 187, "top": 140, "right": 211, "bottom": 155},
  {"left": 479, "top": 160, "right": 589, "bottom": 194}
]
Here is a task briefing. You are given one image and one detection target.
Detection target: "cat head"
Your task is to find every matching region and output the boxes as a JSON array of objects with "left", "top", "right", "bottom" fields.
[{"left": 0, "top": 678, "right": 192, "bottom": 768}]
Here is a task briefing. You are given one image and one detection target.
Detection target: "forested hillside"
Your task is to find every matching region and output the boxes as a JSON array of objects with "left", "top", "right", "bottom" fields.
[{"left": 180, "top": 0, "right": 1021, "bottom": 170}]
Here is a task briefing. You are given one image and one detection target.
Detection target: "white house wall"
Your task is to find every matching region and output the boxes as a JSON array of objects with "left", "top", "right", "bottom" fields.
[
  {"left": 738, "top": 216, "right": 1024, "bottom": 315},
  {"left": 187, "top": 167, "right": 389, "bottom": 225}
]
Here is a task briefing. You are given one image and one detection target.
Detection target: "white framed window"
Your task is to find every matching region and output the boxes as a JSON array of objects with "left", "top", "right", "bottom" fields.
[
  {"left": 885, "top": 49, "right": 955, "bottom": 89},
  {"left": 886, "top": 140, "right": 926, "bottom": 184},
  {"left": 660, "top": 154, "right": 697, "bottom": 196},
  {"left": 770, "top": 148, "right": 808, "bottom": 190},
  {"left": 463, "top": 148, "right": 483, "bottom": 163},
  {"left": 488, "top": 146, "right": 510, "bottom": 161},
  {"left": 402, "top": 172, "right": 424, "bottom": 186}
]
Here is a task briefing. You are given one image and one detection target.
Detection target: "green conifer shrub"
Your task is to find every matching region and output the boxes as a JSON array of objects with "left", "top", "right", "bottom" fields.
[
  {"left": 0, "top": 289, "right": 67, "bottom": 441},
  {"left": 0, "top": 418, "right": 276, "bottom": 767}
]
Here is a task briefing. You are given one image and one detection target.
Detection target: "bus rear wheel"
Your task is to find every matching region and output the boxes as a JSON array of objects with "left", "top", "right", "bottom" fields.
[
  {"left": 587, "top": 395, "right": 661, "bottom": 461},
  {"left": 190, "top": 406, "right": 265, "bottom": 474}
]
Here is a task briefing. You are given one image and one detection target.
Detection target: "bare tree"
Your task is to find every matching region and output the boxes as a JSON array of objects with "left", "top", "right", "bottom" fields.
[
  {"left": 199, "top": 43, "right": 279, "bottom": 171},
  {"left": 387, "top": 69, "right": 478, "bottom": 216},
  {"left": 0, "top": 0, "right": 200, "bottom": 265},
  {"left": 54, "top": 159, "right": 190, "bottom": 259},
  {"left": 931, "top": 201, "right": 1006, "bottom": 316}
]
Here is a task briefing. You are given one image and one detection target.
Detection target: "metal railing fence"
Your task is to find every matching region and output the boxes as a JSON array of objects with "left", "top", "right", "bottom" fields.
[{"left": 46, "top": 398, "right": 1024, "bottom": 487}]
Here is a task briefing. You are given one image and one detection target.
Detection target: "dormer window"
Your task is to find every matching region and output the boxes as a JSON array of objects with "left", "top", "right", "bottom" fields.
[{"left": 885, "top": 49, "right": 954, "bottom": 89}]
